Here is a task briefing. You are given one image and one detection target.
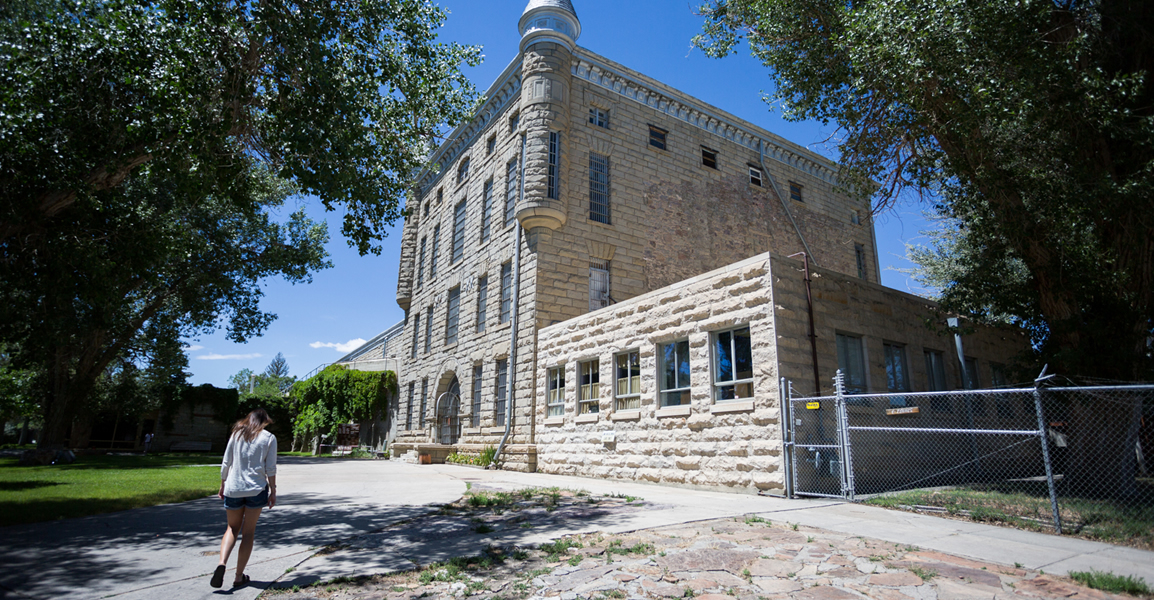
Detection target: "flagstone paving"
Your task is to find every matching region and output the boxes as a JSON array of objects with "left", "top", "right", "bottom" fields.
[{"left": 265, "top": 486, "right": 1127, "bottom": 600}]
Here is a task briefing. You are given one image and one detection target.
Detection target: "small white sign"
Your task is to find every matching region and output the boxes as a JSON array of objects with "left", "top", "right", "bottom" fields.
[{"left": 600, "top": 431, "right": 616, "bottom": 443}]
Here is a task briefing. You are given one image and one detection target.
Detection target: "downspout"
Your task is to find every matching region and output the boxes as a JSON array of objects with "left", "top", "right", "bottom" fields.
[
  {"left": 492, "top": 133, "right": 527, "bottom": 468},
  {"left": 787, "top": 251, "right": 822, "bottom": 398},
  {"left": 759, "top": 140, "right": 817, "bottom": 266}
]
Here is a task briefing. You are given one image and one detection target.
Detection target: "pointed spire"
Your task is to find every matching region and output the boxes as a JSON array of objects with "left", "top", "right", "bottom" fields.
[{"left": 519, "top": 0, "right": 581, "bottom": 52}]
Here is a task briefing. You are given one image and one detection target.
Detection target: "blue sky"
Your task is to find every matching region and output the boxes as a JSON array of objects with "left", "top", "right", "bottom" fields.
[{"left": 182, "top": 0, "right": 934, "bottom": 387}]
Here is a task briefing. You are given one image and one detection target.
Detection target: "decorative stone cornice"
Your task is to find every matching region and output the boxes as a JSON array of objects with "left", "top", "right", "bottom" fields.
[
  {"left": 572, "top": 52, "right": 840, "bottom": 185},
  {"left": 416, "top": 58, "right": 524, "bottom": 196}
]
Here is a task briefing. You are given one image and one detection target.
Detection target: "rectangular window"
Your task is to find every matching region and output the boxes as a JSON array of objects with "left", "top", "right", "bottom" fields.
[
  {"left": 991, "top": 364, "right": 1013, "bottom": 417},
  {"left": 964, "top": 356, "right": 986, "bottom": 415},
  {"left": 579, "top": 360, "right": 600, "bottom": 414},
  {"left": 789, "top": 181, "right": 803, "bottom": 202},
  {"left": 481, "top": 179, "right": 493, "bottom": 242},
  {"left": 419, "top": 378, "right": 428, "bottom": 428},
  {"left": 547, "top": 131, "right": 560, "bottom": 200},
  {"left": 546, "top": 366, "right": 565, "bottom": 417},
  {"left": 457, "top": 157, "right": 470, "bottom": 184},
  {"left": 648, "top": 125, "right": 667, "bottom": 150},
  {"left": 495, "top": 359, "right": 508, "bottom": 426},
  {"left": 505, "top": 158, "right": 518, "bottom": 226},
  {"left": 748, "top": 166, "right": 763, "bottom": 187},
  {"left": 430, "top": 224, "right": 440, "bottom": 279},
  {"left": 589, "top": 107, "right": 609, "bottom": 129},
  {"left": 445, "top": 286, "right": 460, "bottom": 345},
  {"left": 410, "top": 310, "right": 420, "bottom": 359},
  {"left": 424, "top": 310, "right": 433, "bottom": 354},
  {"left": 423, "top": 201, "right": 429, "bottom": 218},
  {"left": 659, "top": 340, "right": 691, "bottom": 407},
  {"left": 471, "top": 365, "right": 483, "bottom": 427},
  {"left": 476, "top": 275, "right": 488, "bottom": 333},
  {"left": 615, "top": 351, "right": 641, "bottom": 410},
  {"left": 487, "top": 135, "right": 496, "bottom": 155},
  {"left": 713, "top": 326, "right": 754, "bottom": 402},
  {"left": 499, "top": 262, "right": 512, "bottom": 324},
  {"left": 509, "top": 111, "right": 519, "bottom": 133},
  {"left": 417, "top": 237, "right": 426, "bottom": 287},
  {"left": 406, "top": 381, "right": 415, "bottom": 430},
  {"left": 925, "top": 350, "right": 952, "bottom": 412},
  {"left": 451, "top": 200, "right": 466, "bottom": 263},
  {"left": 701, "top": 147, "right": 718, "bottom": 169},
  {"left": 589, "top": 153, "right": 610, "bottom": 224},
  {"left": 589, "top": 260, "right": 610, "bottom": 312},
  {"left": 437, "top": 188, "right": 443, "bottom": 204},
  {"left": 883, "top": 343, "right": 912, "bottom": 407},
  {"left": 855, "top": 244, "right": 867, "bottom": 280},
  {"left": 835, "top": 333, "right": 867, "bottom": 396}
]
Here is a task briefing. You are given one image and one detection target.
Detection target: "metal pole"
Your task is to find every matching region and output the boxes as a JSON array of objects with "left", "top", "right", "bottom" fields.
[
  {"left": 787, "top": 252, "right": 821, "bottom": 397},
  {"left": 1033, "top": 369, "right": 1062, "bottom": 534},
  {"left": 834, "top": 370, "right": 854, "bottom": 500},
  {"left": 780, "top": 377, "right": 794, "bottom": 498},
  {"left": 948, "top": 317, "right": 981, "bottom": 473}
]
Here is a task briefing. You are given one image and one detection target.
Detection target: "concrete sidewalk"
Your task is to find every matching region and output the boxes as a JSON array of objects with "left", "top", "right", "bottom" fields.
[{"left": 0, "top": 459, "right": 1149, "bottom": 600}]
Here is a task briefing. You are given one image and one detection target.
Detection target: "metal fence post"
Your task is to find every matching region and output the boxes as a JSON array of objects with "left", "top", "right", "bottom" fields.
[
  {"left": 834, "top": 370, "right": 855, "bottom": 501},
  {"left": 1033, "top": 377, "right": 1062, "bottom": 534},
  {"left": 780, "top": 377, "right": 795, "bottom": 498}
]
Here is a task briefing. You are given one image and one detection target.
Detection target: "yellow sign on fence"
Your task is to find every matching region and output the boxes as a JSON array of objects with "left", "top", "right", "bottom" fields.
[{"left": 805, "top": 402, "right": 821, "bottom": 410}]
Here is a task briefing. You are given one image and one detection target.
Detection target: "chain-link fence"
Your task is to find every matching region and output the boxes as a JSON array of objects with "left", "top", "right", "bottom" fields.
[{"left": 781, "top": 373, "right": 1154, "bottom": 547}]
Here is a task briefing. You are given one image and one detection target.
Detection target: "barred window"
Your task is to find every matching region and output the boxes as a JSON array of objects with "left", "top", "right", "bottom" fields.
[
  {"left": 925, "top": 350, "right": 952, "bottom": 412},
  {"left": 615, "top": 351, "right": 641, "bottom": 411},
  {"left": 499, "top": 262, "right": 512, "bottom": 324},
  {"left": 487, "top": 135, "right": 496, "bottom": 156},
  {"left": 649, "top": 125, "right": 667, "bottom": 150},
  {"left": 406, "top": 381, "right": 415, "bottom": 430},
  {"left": 445, "top": 286, "right": 460, "bottom": 345},
  {"left": 835, "top": 333, "right": 866, "bottom": 396},
  {"left": 547, "top": 366, "right": 565, "bottom": 417},
  {"left": 589, "top": 107, "right": 609, "bottom": 129},
  {"left": 855, "top": 243, "right": 867, "bottom": 280},
  {"left": 589, "top": 260, "right": 610, "bottom": 312},
  {"left": 547, "top": 131, "right": 560, "bottom": 200},
  {"left": 417, "top": 237, "right": 426, "bottom": 287},
  {"left": 481, "top": 179, "right": 493, "bottom": 242},
  {"left": 964, "top": 357, "right": 986, "bottom": 415},
  {"left": 701, "top": 147, "right": 718, "bottom": 169},
  {"left": 476, "top": 275, "right": 488, "bottom": 333},
  {"left": 495, "top": 359, "right": 508, "bottom": 426},
  {"left": 410, "top": 309, "right": 420, "bottom": 359},
  {"left": 509, "top": 111, "right": 519, "bottom": 133},
  {"left": 579, "top": 360, "right": 599, "bottom": 414},
  {"left": 589, "top": 153, "right": 610, "bottom": 224},
  {"left": 713, "top": 326, "right": 753, "bottom": 402},
  {"left": 457, "top": 157, "right": 470, "bottom": 184},
  {"left": 883, "top": 342, "right": 912, "bottom": 407},
  {"left": 419, "top": 378, "right": 428, "bottom": 428},
  {"left": 472, "top": 364, "right": 483, "bottom": 427},
  {"left": 430, "top": 224, "right": 440, "bottom": 279},
  {"left": 424, "top": 310, "right": 433, "bottom": 354},
  {"left": 451, "top": 200, "right": 466, "bottom": 263},
  {"left": 660, "top": 340, "right": 691, "bottom": 407},
  {"left": 505, "top": 158, "right": 518, "bottom": 226}
]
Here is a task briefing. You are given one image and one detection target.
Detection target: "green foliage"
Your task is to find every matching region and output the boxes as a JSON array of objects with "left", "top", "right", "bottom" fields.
[
  {"left": 446, "top": 445, "right": 498, "bottom": 467},
  {"left": 1069, "top": 570, "right": 1152, "bottom": 596},
  {"left": 291, "top": 365, "right": 397, "bottom": 440},
  {"left": 696, "top": 0, "right": 1154, "bottom": 381}
]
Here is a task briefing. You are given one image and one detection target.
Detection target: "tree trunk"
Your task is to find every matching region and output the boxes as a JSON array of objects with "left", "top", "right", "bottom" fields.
[
  {"left": 17, "top": 417, "right": 31, "bottom": 446},
  {"left": 1062, "top": 390, "right": 1144, "bottom": 501}
]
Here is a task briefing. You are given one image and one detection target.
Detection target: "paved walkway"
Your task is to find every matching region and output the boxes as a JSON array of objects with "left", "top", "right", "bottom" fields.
[{"left": 0, "top": 459, "right": 1150, "bottom": 600}]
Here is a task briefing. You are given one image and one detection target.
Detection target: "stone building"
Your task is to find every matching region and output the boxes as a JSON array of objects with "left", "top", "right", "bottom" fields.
[{"left": 384, "top": 0, "right": 1024, "bottom": 490}]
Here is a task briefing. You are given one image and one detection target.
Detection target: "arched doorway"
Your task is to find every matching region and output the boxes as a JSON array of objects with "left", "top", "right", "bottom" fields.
[{"left": 436, "top": 377, "right": 461, "bottom": 445}]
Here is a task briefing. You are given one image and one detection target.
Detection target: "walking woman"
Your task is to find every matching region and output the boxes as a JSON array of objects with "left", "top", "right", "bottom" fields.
[{"left": 211, "top": 409, "right": 277, "bottom": 588}]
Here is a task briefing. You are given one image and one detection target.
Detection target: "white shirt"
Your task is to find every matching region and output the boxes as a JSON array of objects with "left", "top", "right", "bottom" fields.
[{"left": 220, "top": 429, "right": 277, "bottom": 498}]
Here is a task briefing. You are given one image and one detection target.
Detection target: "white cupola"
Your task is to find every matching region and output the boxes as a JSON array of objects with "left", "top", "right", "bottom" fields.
[{"left": 518, "top": 0, "right": 581, "bottom": 53}]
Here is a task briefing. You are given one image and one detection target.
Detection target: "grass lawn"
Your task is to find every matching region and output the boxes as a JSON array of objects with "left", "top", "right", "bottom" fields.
[
  {"left": 0, "top": 453, "right": 222, "bottom": 527},
  {"left": 865, "top": 478, "right": 1154, "bottom": 550}
]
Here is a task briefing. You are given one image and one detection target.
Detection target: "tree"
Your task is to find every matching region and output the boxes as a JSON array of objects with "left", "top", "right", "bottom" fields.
[
  {"left": 0, "top": 162, "right": 331, "bottom": 447},
  {"left": 697, "top": 0, "right": 1153, "bottom": 497},
  {"left": 1, "top": 0, "right": 481, "bottom": 254},
  {"left": 264, "top": 353, "right": 295, "bottom": 395},
  {"left": 291, "top": 365, "right": 396, "bottom": 448}
]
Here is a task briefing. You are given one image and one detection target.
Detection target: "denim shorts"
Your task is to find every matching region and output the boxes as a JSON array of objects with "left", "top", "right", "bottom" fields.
[{"left": 223, "top": 486, "right": 269, "bottom": 510}]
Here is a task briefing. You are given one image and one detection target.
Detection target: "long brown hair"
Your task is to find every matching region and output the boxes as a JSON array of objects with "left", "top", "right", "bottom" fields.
[{"left": 232, "top": 409, "right": 273, "bottom": 443}]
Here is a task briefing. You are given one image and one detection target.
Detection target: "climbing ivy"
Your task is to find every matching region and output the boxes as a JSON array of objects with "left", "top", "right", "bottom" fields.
[{"left": 291, "top": 365, "right": 397, "bottom": 441}]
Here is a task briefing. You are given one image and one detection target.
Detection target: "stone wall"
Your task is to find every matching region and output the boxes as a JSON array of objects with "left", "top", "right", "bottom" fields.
[{"left": 152, "top": 402, "right": 231, "bottom": 453}]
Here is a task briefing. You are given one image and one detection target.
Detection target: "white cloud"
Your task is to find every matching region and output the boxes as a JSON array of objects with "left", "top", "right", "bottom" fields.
[
  {"left": 196, "top": 353, "right": 262, "bottom": 361},
  {"left": 310, "top": 339, "right": 367, "bottom": 353},
  {"left": 185, "top": 344, "right": 204, "bottom": 352}
]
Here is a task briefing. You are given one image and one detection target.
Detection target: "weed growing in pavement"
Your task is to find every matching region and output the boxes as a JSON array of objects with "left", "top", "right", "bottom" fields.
[
  {"left": 806, "top": 536, "right": 815, "bottom": 543},
  {"left": 568, "top": 555, "right": 582, "bottom": 566},
  {"left": 909, "top": 566, "right": 937, "bottom": 581},
  {"left": 605, "top": 539, "right": 655, "bottom": 557},
  {"left": 742, "top": 568, "right": 752, "bottom": 582},
  {"left": 474, "top": 523, "right": 495, "bottom": 534},
  {"left": 1069, "top": 570, "right": 1152, "bottom": 596},
  {"left": 743, "top": 515, "right": 769, "bottom": 525},
  {"left": 1014, "top": 562, "right": 1023, "bottom": 568},
  {"left": 790, "top": 522, "right": 799, "bottom": 531},
  {"left": 539, "top": 537, "right": 583, "bottom": 561},
  {"left": 512, "top": 549, "right": 529, "bottom": 560},
  {"left": 601, "top": 590, "right": 625, "bottom": 600}
]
